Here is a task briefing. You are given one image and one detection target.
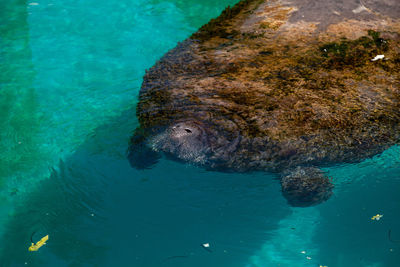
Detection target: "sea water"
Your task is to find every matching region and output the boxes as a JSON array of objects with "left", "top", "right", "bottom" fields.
[{"left": 0, "top": 0, "right": 399, "bottom": 266}]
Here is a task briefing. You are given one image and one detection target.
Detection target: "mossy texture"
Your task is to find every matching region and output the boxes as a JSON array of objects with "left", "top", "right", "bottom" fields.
[{"left": 136, "top": 0, "right": 400, "bottom": 171}]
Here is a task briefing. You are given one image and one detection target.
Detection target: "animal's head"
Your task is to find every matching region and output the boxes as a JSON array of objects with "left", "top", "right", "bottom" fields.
[
  {"left": 128, "top": 114, "right": 241, "bottom": 170},
  {"left": 148, "top": 120, "right": 211, "bottom": 164}
]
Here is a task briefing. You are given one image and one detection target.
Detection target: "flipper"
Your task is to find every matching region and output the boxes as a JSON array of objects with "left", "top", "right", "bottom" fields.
[
  {"left": 281, "top": 167, "right": 333, "bottom": 207},
  {"left": 127, "top": 128, "right": 161, "bottom": 169}
]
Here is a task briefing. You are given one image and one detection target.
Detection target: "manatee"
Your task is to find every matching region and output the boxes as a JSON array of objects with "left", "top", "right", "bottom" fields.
[{"left": 128, "top": 0, "right": 400, "bottom": 206}]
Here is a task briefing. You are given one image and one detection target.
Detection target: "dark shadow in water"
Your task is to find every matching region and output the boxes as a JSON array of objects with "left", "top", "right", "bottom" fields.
[
  {"left": 0, "top": 159, "right": 108, "bottom": 266},
  {"left": 314, "top": 159, "right": 400, "bottom": 267},
  {"left": 0, "top": 103, "right": 292, "bottom": 266}
]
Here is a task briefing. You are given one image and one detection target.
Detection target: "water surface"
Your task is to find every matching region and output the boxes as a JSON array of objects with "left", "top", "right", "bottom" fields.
[{"left": 0, "top": 0, "right": 399, "bottom": 266}]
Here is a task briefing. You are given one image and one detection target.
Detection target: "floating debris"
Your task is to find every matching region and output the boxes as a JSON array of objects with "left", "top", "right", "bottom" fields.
[
  {"left": 371, "top": 55, "right": 385, "bottom": 61},
  {"left": 28, "top": 235, "right": 49, "bottom": 251},
  {"left": 301, "top": 250, "right": 306, "bottom": 254},
  {"left": 371, "top": 214, "right": 383, "bottom": 221},
  {"left": 306, "top": 256, "right": 312, "bottom": 260}
]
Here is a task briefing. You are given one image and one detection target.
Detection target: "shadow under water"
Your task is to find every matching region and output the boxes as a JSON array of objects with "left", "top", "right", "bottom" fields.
[
  {"left": 0, "top": 106, "right": 291, "bottom": 266},
  {"left": 3, "top": 103, "right": 398, "bottom": 266}
]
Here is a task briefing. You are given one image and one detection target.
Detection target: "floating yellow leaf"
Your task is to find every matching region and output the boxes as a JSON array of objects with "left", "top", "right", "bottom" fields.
[
  {"left": 371, "top": 214, "right": 383, "bottom": 221},
  {"left": 28, "top": 235, "right": 49, "bottom": 251}
]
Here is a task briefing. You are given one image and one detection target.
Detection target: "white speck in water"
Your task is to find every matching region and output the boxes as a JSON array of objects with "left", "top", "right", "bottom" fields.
[
  {"left": 371, "top": 55, "right": 385, "bottom": 61},
  {"left": 29, "top": 2, "right": 39, "bottom": 5},
  {"left": 202, "top": 243, "right": 210, "bottom": 248},
  {"left": 306, "top": 256, "right": 312, "bottom": 260},
  {"left": 301, "top": 250, "right": 306, "bottom": 254},
  {"left": 91, "top": 213, "right": 94, "bottom": 217}
]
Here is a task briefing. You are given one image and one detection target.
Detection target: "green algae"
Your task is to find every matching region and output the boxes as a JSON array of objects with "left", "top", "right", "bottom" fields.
[
  {"left": 137, "top": 0, "right": 400, "bottom": 169},
  {"left": 319, "top": 31, "right": 391, "bottom": 69}
]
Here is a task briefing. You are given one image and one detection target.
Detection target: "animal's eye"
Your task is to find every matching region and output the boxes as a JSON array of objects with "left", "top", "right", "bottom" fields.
[{"left": 185, "top": 128, "right": 192, "bottom": 133}]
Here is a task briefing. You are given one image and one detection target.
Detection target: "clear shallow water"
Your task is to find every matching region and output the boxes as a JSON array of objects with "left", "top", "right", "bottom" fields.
[{"left": 0, "top": 0, "right": 399, "bottom": 266}]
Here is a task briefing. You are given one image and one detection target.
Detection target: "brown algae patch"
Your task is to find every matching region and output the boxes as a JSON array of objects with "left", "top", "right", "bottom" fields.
[
  {"left": 188, "top": 14, "right": 400, "bottom": 142},
  {"left": 137, "top": 0, "right": 400, "bottom": 169}
]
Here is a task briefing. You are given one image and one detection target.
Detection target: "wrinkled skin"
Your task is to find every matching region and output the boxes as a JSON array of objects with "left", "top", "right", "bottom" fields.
[
  {"left": 129, "top": 0, "right": 400, "bottom": 206},
  {"left": 151, "top": 120, "right": 211, "bottom": 164}
]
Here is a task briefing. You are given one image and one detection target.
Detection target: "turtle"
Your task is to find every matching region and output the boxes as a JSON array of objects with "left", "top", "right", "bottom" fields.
[{"left": 128, "top": 0, "right": 400, "bottom": 206}]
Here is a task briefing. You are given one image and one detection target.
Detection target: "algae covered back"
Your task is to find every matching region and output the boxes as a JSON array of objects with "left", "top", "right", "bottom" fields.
[{"left": 135, "top": 0, "right": 400, "bottom": 171}]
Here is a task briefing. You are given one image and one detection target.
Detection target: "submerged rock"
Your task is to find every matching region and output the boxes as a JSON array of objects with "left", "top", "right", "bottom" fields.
[{"left": 129, "top": 0, "right": 400, "bottom": 206}]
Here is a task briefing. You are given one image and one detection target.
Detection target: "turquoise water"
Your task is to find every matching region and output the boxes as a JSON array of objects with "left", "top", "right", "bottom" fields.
[{"left": 0, "top": 0, "right": 399, "bottom": 266}]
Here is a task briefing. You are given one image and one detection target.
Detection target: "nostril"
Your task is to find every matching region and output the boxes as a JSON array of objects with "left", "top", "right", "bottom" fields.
[{"left": 185, "top": 128, "right": 192, "bottom": 133}]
